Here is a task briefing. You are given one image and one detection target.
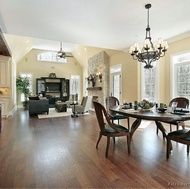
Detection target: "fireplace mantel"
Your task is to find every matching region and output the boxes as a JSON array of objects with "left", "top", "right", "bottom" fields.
[{"left": 87, "top": 87, "right": 102, "bottom": 90}]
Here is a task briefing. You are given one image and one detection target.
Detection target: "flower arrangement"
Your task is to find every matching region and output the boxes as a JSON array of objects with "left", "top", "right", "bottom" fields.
[
  {"left": 87, "top": 72, "right": 103, "bottom": 87},
  {"left": 87, "top": 74, "right": 96, "bottom": 87}
]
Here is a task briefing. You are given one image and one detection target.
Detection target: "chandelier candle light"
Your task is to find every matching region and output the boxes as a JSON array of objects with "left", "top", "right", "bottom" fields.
[{"left": 129, "top": 4, "right": 169, "bottom": 69}]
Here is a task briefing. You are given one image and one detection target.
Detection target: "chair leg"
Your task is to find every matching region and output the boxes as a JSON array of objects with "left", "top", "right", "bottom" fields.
[
  {"left": 176, "top": 124, "right": 179, "bottom": 130},
  {"left": 126, "top": 135, "right": 131, "bottom": 154},
  {"left": 156, "top": 126, "right": 159, "bottom": 135},
  {"left": 127, "top": 118, "right": 130, "bottom": 130},
  {"left": 96, "top": 133, "right": 102, "bottom": 149},
  {"left": 178, "top": 121, "right": 185, "bottom": 129},
  {"left": 106, "top": 136, "right": 110, "bottom": 157},
  {"left": 113, "top": 137, "right": 115, "bottom": 144},
  {"left": 166, "top": 137, "right": 172, "bottom": 159},
  {"left": 187, "top": 145, "right": 189, "bottom": 154},
  {"left": 170, "top": 124, "right": 172, "bottom": 132}
]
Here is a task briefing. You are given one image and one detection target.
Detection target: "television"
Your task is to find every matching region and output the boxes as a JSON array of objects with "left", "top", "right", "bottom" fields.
[{"left": 46, "top": 83, "right": 60, "bottom": 92}]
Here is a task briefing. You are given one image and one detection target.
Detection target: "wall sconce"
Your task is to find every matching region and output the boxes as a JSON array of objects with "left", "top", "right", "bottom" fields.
[
  {"left": 87, "top": 72, "right": 103, "bottom": 87},
  {"left": 96, "top": 72, "right": 103, "bottom": 82}
]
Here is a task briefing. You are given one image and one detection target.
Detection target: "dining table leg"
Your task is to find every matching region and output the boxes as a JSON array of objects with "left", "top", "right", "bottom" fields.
[
  {"left": 155, "top": 121, "right": 168, "bottom": 140},
  {"left": 129, "top": 118, "right": 142, "bottom": 144}
]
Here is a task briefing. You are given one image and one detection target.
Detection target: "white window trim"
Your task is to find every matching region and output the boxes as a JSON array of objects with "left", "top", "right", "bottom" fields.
[
  {"left": 141, "top": 61, "right": 159, "bottom": 102},
  {"left": 70, "top": 75, "right": 80, "bottom": 100},
  {"left": 110, "top": 64, "right": 122, "bottom": 102},
  {"left": 170, "top": 50, "right": 190, "bottom": 99},
  {"left": 37, "top": 52, "right": 67, "bottom": 63}
]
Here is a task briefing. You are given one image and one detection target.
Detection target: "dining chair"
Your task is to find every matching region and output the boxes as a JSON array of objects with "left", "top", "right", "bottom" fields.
[
  {"left": 105, "top": 96, "right": 130, "bottom": 129},
  {"left": 157, "top": 97, "right": 189, "bottom": 134},
  {"left": 166, "top": 129, "right": 190, "bottom": 159},
  {"left": 93, "top": 101, "right": 131, "bottom": 158}
]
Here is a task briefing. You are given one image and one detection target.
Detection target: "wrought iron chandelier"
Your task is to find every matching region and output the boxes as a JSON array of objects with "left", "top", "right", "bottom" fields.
[{"left": 129, "top": 4, "right": 168, "bottom": 69}]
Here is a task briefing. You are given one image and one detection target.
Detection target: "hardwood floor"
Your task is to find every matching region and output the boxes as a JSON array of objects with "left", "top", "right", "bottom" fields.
[{"left": 0, "top": 108, "right": 190, "bottom": 188}]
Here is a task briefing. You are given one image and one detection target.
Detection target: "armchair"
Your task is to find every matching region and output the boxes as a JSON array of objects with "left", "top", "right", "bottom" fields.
[{"left": 72, "top": 96, "right": 92, "bottom": 114}]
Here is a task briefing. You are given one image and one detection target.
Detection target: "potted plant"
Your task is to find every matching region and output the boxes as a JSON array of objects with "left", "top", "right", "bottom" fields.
[
  {"left": 49, "top": 72, "right": 56, "bottom": 78},
  {"left": 16, "top": 75, "right": 31, "bottom": 109}
]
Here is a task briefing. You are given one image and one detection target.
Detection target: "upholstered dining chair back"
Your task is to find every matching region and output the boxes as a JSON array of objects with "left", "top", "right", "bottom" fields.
[
  {"left": 169, "top": 97, "right": 189, "bottom": 109},
  {"left": 105, "top": 96, "right": 119, "bottom": 114},
  {"left": 105, "top": 96, "right": 130, "bottom": 129},
  {"left": 93, "top": 101, "right": 108, "bottom": 132},
  {"left": 157, "top": 97, "right": 190, "bottom": 134}
]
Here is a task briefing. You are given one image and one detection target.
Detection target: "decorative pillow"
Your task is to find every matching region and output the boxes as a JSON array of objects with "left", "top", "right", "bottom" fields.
[{"left": 29, "top": 96, "right": 40, "bottom": 100}]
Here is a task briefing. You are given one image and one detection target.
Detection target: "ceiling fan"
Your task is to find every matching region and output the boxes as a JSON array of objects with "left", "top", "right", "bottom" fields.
[{"left": 57, "top": 42, "right": 74, "bottom": 59}]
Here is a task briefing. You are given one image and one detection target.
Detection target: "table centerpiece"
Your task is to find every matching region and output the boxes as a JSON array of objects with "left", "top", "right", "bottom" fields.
[{"left": 138, "top": 99, "right": 155, "bottom": 112}]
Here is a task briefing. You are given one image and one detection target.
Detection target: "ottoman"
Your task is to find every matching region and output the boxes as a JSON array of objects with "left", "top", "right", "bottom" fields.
[{"left": 55, "top": 101, "right": 67, "bottom": 112}]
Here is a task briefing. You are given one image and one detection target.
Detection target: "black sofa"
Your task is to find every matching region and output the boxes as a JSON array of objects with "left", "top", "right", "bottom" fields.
[{"left": 28, "top": 97, "right": 49, "bottom": 115}]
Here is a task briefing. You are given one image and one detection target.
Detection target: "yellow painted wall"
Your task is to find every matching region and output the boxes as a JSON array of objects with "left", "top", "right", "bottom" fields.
[{"left": 109, "top": 51, "right": 139, "bottom": 102}]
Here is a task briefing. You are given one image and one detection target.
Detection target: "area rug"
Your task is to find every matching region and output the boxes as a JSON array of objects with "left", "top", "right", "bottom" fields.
[
  {"left": 37, "top": 108, "right": 89, "bottom": 119},
  {"left": 38, "top": 108, "right": 72, "bottom": 119}
]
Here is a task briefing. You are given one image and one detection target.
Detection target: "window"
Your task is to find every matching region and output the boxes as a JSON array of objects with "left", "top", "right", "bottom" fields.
[
  {"left": 110, "top": 65, "right": 122, "bottom": 102},
  {"left": 19, "top": 73, "right": 32, "bottom": 102},
  {"left": 70, "top": 75, "right": 80, "bottom": 99},
  {"left": 141, "top": 62, "right": 158, "bottom": 102},
  {"left": 172, "top": 52, "right": 190, "bottom": 99},
  {"left": 37, "top": 52, "right": 67, "bottom": 63}
]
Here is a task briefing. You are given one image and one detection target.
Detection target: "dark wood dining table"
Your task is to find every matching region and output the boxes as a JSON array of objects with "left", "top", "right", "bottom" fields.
[{"left": 109, "top": 106, "right": 190, "bottom": 144}]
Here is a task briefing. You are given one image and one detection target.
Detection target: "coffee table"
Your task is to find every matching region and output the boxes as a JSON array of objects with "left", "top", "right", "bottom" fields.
[{"left": 55, "top": 101, "right": 67, "bottom": 112}]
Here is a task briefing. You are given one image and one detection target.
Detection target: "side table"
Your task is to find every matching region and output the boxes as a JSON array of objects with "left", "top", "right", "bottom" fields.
[{"left": 71, "top": 101, "right": 78, "bottom": 118}]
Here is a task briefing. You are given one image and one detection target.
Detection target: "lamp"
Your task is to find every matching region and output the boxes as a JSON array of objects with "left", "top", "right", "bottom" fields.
[
  {"left": 96, "top": 72, "right": 103, "bottom": 82},
  {"left": 129, "top": 4, "right": 168, "bottom": 69}
]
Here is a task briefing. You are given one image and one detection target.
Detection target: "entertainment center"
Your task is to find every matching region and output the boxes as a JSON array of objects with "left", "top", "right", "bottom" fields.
[{"left": 36, "top": 77, "right": 70, "bottom": 106}]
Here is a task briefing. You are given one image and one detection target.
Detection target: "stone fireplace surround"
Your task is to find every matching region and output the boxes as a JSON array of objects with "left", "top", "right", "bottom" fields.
[{"left": 87, "top": 51, "right": 109, "bottom": 107}]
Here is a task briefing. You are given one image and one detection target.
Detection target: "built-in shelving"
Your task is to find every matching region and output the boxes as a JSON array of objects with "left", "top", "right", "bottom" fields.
[{"left": 36, "top": 77, "right": 70, "bottom": 105}]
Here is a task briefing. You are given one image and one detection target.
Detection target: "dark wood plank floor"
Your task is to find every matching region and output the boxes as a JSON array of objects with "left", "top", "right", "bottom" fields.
[{"left": 0, "top": 108, "right": 190, "bottom": 188}]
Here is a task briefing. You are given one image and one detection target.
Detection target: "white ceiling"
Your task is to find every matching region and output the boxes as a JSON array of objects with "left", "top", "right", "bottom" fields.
[{"left": 0, "top": 0, "right": 190, "bottom": 53}]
